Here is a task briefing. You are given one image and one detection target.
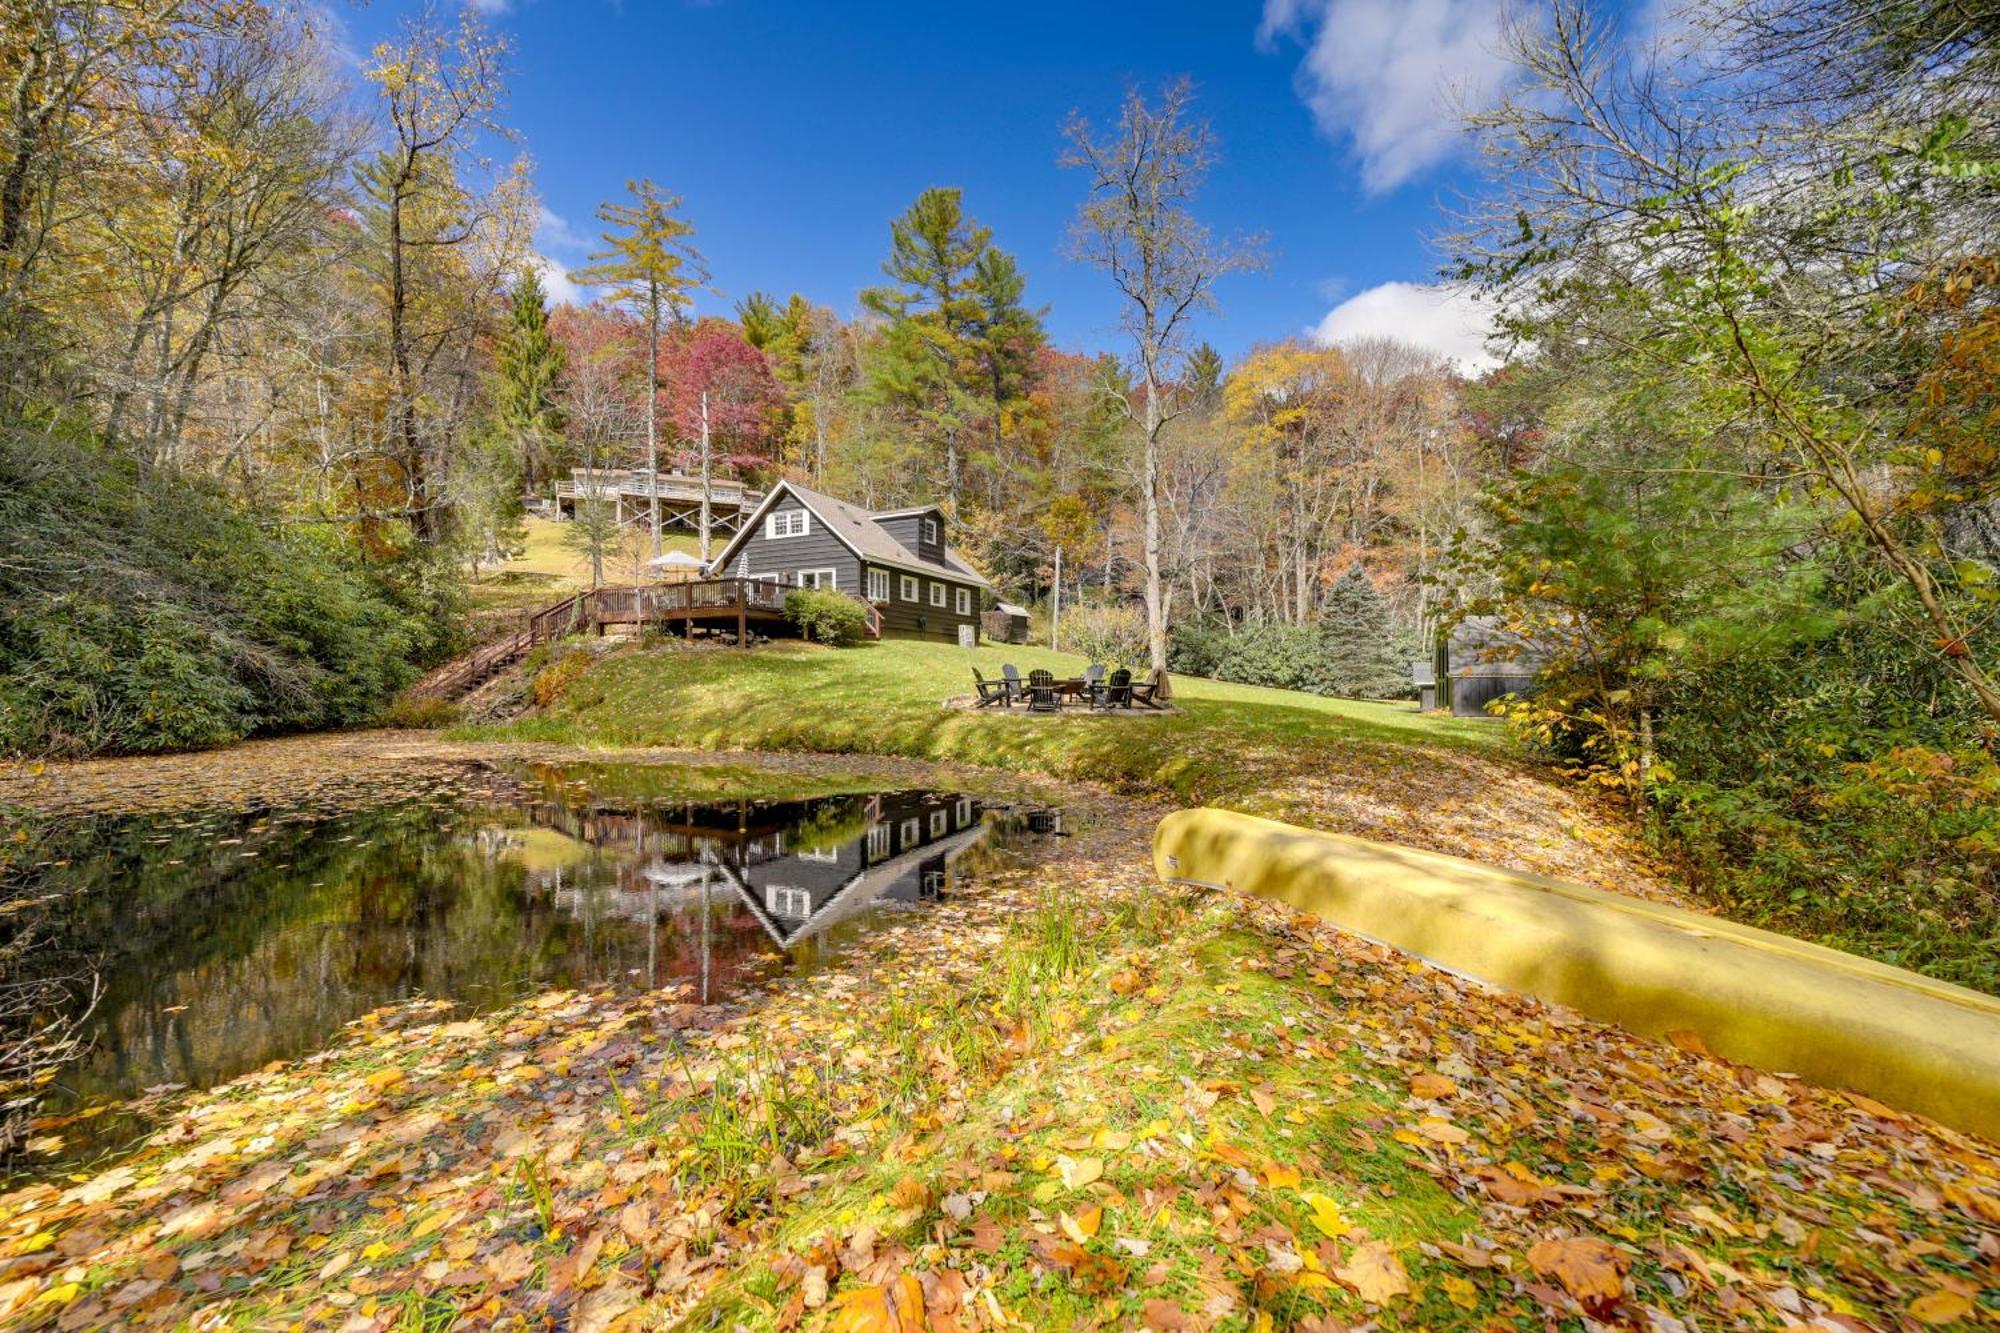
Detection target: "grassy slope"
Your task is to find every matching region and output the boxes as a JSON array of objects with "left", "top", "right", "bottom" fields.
[
  {"left": 468, "top": 638, "right": 1495, "bottom": 810},
  {"left": 468, "top": 518, "right": 706, "bottom": 615},
  {"left": 463, "top": 637, "right": 1675, "bottom": 898}
]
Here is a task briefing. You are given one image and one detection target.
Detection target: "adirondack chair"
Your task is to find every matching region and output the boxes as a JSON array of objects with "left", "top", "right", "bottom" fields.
[
  {"left": 1130, "top": 666, "right": 1170, "bottom": 710},
  {"left": 1026, "top": 668, "right": 1060, "bottom": 713},
  {"left": 1094, "top": 667, "right": 1134, "bottom": 711},
  {"left": 971, "top": 667, "right": 1011, "bottom": 708},
  {"left": 1001, "top": 664, "right": 1023, "bottom": 703}
]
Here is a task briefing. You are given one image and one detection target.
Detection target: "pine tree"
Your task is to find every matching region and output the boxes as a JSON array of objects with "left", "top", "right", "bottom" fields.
[
  {"left": 861, "top": 187, "right": 1042, "bottom": 510},
  {"left": 1316, "top": 564, "right": 1406, "bottom": 697},
  {"left": 495, "top": 267, "right": 566, "bottom": 491},
  {"left": 1184, "top": 342, "right": 1224, "bottom": 409}
]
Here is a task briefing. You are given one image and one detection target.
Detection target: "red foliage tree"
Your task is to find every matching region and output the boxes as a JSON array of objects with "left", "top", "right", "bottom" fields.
[{"left": 664, "top": 319, "right": 784, "bottom": 475}]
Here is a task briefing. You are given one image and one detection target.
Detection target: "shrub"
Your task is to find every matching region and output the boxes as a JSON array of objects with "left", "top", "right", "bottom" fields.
[
  {"left": 1060, "top": 602, "right": 1148, "bottom": 667},
  {"left": 379, "top": 695, "right": 461, "bottom": 730},
  {"left": 531, "top": 649, "right": 594, "bottom": 707},
  {"left": 0, "top": 420, "right": 434, "bottom": 756},
  {"left": 1210, "top": 622, "right": 1329, "bottom": 693},
  {"left": 1167, "top": 618, "right": 1232, "bottom": 677},
  {"left": 784, "top": 587, "right": 868, "bottom": 646}
]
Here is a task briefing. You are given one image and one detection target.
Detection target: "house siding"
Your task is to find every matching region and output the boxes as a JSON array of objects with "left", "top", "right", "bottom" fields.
[
  {"left": 875, "top": 512, "right": 945, "bottom": 566},
  {"left": 726, "top": 495, "right": 861, "bottom": 593},
  {"left": 867, "top": 562, "right": 980, "bottom": 643}
]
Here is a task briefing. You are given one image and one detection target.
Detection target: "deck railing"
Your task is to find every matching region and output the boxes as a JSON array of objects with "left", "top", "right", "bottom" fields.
[
  {"left": 554, "top": 471, "right": 761, "bottom": 506},
  {"left": 590, "top": 578, "right": 788, "bottom": 623}
]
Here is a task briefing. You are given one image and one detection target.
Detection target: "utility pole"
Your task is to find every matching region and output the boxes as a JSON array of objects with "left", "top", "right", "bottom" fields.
[{"left": 1051, "top": 544, "right": 1063, "bottom": 653}]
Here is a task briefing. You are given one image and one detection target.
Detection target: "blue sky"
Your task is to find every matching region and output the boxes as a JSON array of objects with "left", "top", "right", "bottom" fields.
[{"left": 332, "top": 0, "right": 1548, "bottom": 369}]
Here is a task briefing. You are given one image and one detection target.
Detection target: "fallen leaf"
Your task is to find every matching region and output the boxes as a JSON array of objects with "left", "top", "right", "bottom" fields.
[
  {"left": 1299, "top": 1191, "right": 1348, "bottom": 1238},
  {"left": 1526, "top": 1236, "right": 1627, "bottom": 1313},
  {"left": 829, "top": 1274, "right": 927, "bottom": 1332},
  {"left": 1409, "top": 1072, "right": 1457, "bottom": 1099},
  {"left": 1059, "top": 1207, "right": 1102, "bottom": 1242},
  {"left": 1333, "top": 1241, "right": 1410, "bottom": 1305},
  {"left": 1908, "top": 1288, "right": 1973, "bottom": 1326},
  {"left": 1057, "top": 1156, "right": 1103, "bottom": 1190}
]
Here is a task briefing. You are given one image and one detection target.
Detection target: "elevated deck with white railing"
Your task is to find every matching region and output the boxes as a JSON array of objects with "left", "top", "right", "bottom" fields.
[{"left": 550, "top": 469, "right": 764, "bottom": 532}]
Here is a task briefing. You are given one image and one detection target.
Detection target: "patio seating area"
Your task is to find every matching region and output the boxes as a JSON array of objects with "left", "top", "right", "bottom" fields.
[{"left": 970, "top": 663, "right": 1171, "bottom": 713}]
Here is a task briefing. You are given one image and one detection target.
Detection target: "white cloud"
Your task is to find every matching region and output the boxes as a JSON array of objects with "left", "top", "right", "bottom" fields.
[
  {"left": 535, "top": 205, "right": 591, "bottom": 259},
  {"left": 1258, "top": 0, "right": 1519, "bottom": 193},
  {"left": 466, "top": 0, "right": 512, "bottom": 14},
  {"left": 529, "top": 252, "right": 588, "bottom": 308},
  {"left": 1310, "top": 281, "right": 1500, "bottom": 373}
]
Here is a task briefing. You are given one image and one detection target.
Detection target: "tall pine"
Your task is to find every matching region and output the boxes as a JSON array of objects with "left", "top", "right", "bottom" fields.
[
  {"left": 1316, "top": 564, "right": 1405, "bottom": 697},
  {"left": 495, "top": 267, "right": 566, "bottom": 491},
  {"left": 861, "top": 188, "right": 1042, "bottom": 511}
]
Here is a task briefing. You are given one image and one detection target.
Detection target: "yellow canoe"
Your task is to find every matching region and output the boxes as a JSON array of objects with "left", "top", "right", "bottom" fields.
[{"left": 1154, "top": 807, "right": 2000, "bottom": 1140}]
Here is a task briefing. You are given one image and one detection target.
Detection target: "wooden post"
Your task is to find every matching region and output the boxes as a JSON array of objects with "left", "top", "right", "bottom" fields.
[{"left": 736, "top": 580, "right": 747, "bottom": 648}]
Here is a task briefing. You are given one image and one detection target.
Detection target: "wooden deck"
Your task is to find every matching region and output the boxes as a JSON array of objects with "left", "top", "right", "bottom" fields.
[{"left": 529, "top": 578, "right": 799, "bottom": 646}]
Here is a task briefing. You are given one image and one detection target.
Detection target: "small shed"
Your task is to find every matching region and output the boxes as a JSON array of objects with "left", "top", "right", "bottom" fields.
[
  {"left": 1431, "top": 617, "right": 1549, "bottom": 718},
  {"left": 983, "top": 601, "right": 1030, "bottom": 645}
]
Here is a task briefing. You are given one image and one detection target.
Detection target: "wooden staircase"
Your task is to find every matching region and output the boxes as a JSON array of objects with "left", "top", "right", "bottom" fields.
[{"left": 404, "top": 589, "right": 600, "bottom": 703}]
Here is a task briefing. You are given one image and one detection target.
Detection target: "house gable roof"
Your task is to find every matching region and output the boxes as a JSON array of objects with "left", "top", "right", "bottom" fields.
[{"left": 711, "top": 480, "right": 991, "bottom": 589}]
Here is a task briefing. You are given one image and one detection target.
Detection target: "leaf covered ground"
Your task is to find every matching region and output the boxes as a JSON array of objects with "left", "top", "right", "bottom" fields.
[{"left": 1, "top": 753, "right": 1995, "bottom": 1330}]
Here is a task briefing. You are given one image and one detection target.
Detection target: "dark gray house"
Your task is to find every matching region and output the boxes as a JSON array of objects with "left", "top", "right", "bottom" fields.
[{"left": 708, "top": 480, "right": 990, "bottom": 644}]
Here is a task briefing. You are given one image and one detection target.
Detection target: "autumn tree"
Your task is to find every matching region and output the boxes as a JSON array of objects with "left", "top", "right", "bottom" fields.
[
  {"left": 363, "top": 4, "right": 515, "bottom": 544},
  {"left": 1462, "top": 0, "right": 2000, "bottom": 724},
  {"left": 571, "top": 178, "right": 706, "bottom": 561},
  {"left": 1063, "top": 79, "right": 1263, "bottom": 673},
  {"left": 664, "top": 319, "right": 782, "bottom": 560},
  {"left": 495, "top": 266, "right": 565, "bottom": 491}
]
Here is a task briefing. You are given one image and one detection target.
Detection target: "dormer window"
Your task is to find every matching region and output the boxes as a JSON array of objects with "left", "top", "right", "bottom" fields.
[
  {"left": 921, "top": 516, "right": 939, "bottom": 546},
  {"left": 767, "top": 508, "right": 809, "bottom": 539}
]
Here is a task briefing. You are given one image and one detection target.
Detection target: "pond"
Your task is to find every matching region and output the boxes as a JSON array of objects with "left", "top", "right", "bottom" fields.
[{"left": 1, "top": 763, "right": 1065, "bottom": 1174}]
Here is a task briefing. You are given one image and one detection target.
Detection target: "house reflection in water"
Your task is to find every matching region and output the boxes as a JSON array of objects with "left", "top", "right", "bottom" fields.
[{"left": 495, "top": 788, "right": 1002, "bottom": 1002}]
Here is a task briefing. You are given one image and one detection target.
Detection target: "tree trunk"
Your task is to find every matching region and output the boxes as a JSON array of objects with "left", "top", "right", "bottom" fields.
[
  {"left": 1142, "top": 370, "right": 1167, "bottom": 675},
  {"left": 645, "top": 284, "right": 662, "bottom": 560},
  {"left": 387, "top": 161, "right": 434, "bottom": 543},
  {"left": 698, "top": 389, "right": 713, "bottom": 564}
]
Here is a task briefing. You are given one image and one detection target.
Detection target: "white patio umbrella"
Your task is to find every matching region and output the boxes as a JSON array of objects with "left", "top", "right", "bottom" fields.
[{"left": 646, "top": 549, "right": 707, "bottom": 581}]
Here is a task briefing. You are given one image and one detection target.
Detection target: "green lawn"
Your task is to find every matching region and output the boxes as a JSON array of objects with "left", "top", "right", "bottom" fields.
[
  {"left": 468, "top": 518, "right": 707, "bottom": 615},
  {"left": 461, "top": 637, "right": 1506, "bottom": 820}
]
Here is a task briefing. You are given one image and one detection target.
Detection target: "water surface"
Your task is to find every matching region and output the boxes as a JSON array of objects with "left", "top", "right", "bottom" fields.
[{"left": 2, "top": 763, "right": 1060, "bottom": 1171}]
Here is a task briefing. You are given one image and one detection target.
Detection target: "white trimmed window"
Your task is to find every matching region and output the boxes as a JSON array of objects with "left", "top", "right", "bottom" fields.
[
  {"left": 929, "top": 582, "right": 946, "bottom": 608},
  {"left": 766, "top": 886, "right": 811, "bottom": 919},
  {"left": 766, "top": 508, "right": 809, "bottom": 539},
  {"left": 866, "top": 568, "right": 890, "bottom": 602},
  {"left": 955, "top": 587, "right": 971, "bottom": 615},
  {"left": 899, "top": 574, "right": 918, "bottom": 602},
  {"left": 901, "top": 817, "right": 920, "bottom": 845},
  {"left": 929, "top": 808, "right": 946, "bottom": 837},
  {"left": 867, "top": 824, "right": 891, "bottom": 861},
  {"left": 797, "top": 568, "right": 837, "bottom": 589},
  {"left": 921, "top": 517, "right": 940, "bottom": 545}
]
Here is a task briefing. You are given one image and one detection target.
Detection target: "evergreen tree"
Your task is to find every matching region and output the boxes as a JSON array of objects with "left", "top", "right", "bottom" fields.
[
  {"left": 1184, "top": 342, "right": 1224, "bottom": 409},
  {"left": 861, "top": 187, "right": 1042, "bottom": 510},
  {"left": 495, "top": 268, "right": 567, "bottom": 491},
  {"left": 1316, "top": 564, "right": 1405, "bottom": 697}
]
